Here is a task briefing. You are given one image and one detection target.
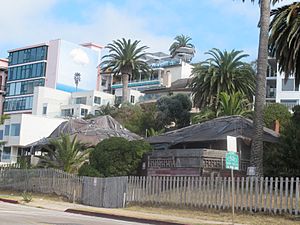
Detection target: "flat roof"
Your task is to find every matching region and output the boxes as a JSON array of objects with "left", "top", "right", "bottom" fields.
[
  {"left": 81, "top": 42, "right": 104, "bottom": 49},
  {"left": 8, "top": 42, "right": 48, "bottom": 53}
]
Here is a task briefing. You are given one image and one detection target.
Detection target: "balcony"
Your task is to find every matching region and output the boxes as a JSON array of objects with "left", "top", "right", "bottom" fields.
[
  {"left": 112, "top": 79, "right": 161, "bottom": 89},
  {"left": 150, "top": 58, "right": 181, "bottom": 69},
  {"left": 280, "top": 102, "right": 298, "bottom": 111}
]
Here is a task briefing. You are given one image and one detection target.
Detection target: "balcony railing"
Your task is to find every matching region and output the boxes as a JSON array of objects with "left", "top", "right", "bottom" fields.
[
  {"left": 150, "top": 58, "right": 181, "bottom": 69},
  {"left": 280, "top": 102, "right": 298, "bottom": 110},
  {"left": 112, "top": 79, "right": 160, "bottom": 89},
  {"left": 202, "top": 157, "right": 250, "bottom": 171}
]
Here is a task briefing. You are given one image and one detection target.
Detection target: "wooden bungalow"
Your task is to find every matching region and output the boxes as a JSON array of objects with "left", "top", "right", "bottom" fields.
[{"left": 145, "top": 116, "right": 279, "bottom": 176}]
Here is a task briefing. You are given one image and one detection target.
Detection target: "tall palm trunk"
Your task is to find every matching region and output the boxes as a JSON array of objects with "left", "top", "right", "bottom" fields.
[
  {"left": 121, "top": 71, "right": 130, "bottom": 103},
  {"left": 250, "top": 0, "right": 270, "bottom": 176}
]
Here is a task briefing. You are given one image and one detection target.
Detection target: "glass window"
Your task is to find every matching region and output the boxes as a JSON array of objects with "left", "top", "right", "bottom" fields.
[
  {"left": 81, "top": 108, "right": 88, "bottom": 116},
  {"left": 8, "top": 46, "right": 48, "bottom": 66},
  {"left": 10, "top": 124, "right": 20, "bottom": 136},
  {"left": 4, "top": 125, "right": 10, "bottom": 136},
  {"left": 15, "top": 82, "right": 21, "bottom": 95},
  {"left": 2, "top": 147, "right": 11, "bottom": 160},
  {"left": 75, "top": 97, "right": 87, "bottom": 104},
  {"left": 42, "top": 104, "right": 47, "bottom": 115},
  {"left": 94, "top": 96, "right": 101, "bottom": 105},
  {"left": 9, "top": 83, "right": 15, "bottom": 96},
  {"left": 282, "top": 79, "right": 295, "bottom": 91},
  {"left": 130, "top": 95, "right": 135, "bottom": 103},
  {"left": 0, "top": 130, "right": 3, "bottom": 140},
  {"left": 4, "top": 96, "right": 33, "bottom": 112},
  {"left": 6, "top": 78, "right": 45, "bottom": 96},
  {"left": 61, "top": 109, "right": 74, "bottom": 117},
  {"left": 7, "top": 62, "right": 46, "bottom": 81}
]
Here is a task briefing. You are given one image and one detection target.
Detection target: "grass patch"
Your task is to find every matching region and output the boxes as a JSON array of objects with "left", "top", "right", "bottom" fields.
[
  {"left": 125, "top": 205, "right": 299, "bottom": 225},
  {"left": 0, "top": 188, "right": 69, "bottom": 203}
]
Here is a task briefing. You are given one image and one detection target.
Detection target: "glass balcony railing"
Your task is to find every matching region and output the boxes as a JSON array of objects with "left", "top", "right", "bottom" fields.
[
  {"left": 281, "top": 102, "right": 298, "bottom": 111},
  {"left": 150, "top": 58, "right": 181, "bottom": 69},
  {"left": 112, "top": 79, "right": 161, "bottom": 89}
]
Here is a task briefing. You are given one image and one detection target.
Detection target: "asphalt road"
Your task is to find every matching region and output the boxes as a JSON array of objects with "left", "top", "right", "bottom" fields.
[{"left": 0, "top": 202, "right": 149, "bottom": 225}]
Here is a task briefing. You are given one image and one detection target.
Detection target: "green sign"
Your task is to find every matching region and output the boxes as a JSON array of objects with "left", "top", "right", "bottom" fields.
[{"left": 226, "top": 152, "right": 239, "bottom": 170}]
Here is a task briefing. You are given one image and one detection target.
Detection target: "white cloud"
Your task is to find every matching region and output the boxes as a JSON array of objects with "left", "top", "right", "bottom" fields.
[
  {"left": 70, "top": 48, "right": 90, "bottom": 65},
  {"left": 0, "top": 0, "right": 173, "bottom": 57}
]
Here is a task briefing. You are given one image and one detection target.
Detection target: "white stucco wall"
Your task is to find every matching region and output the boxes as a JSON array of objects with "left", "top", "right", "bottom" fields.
[
  {"left": 0, "top": 114, "right": 65, "bottom": 147},
  {"left": 32, "top": 86, "right": 71, "bottom": 117},
  {"left": 18, "top": 114, "right": 65, "bottom": 146},
  {"left": 164, "top": 62, "right": 193, "bottom": 83},
  {"left": 45, "top": 39, "right": 60, "bottom": 89},
  {"left": 115, "top": 89, "right": 144, "bottom": 104}
]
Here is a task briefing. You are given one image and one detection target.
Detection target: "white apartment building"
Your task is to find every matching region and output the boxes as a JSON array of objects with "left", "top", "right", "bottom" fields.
[
  {"left": 266, "top": 58, "right": 300, "bottom": 110},
  {"left": 100, "top": 52, "right": 194, "bottom": 103},
  {"left": 0, "top": 59, "right": 8, "bottom": 115},
  {"left": 32, "top": 86, "right": 115, "bottom": 118},
  {"left": 5, "top": 39, "right": 103, "bottom": 115},
  {"left": 0, "top": 114, "right": 65, "bottom": 165}
]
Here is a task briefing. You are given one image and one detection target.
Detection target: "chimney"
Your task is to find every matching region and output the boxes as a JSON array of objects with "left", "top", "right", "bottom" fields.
[{"left": 274, "top": 120, "right": 280, "bottom": 134}]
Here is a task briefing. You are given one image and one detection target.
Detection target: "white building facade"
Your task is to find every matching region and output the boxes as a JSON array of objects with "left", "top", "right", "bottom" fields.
[
  {"left": 100, "top": 52, "right": 194, "bottom": 103},
  {"left": 32, "top": 86, "right": 115, "bottom": 118},
  {"left": 266, "top": 59, "right": 300, "bottom": 110},
  {"left": 5, "top": 39, "right": 102, "bottom": 115},
  {"left": 0, "top": 114, "right": 65, "bottom": 165}
]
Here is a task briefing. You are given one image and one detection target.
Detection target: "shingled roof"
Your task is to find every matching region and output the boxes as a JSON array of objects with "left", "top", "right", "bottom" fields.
[
  {"left": 147, "top": 116, "right": 279, "bottom": 147},
  {"left": 28, "top": 115, "right": 141, "bottom": 147}
]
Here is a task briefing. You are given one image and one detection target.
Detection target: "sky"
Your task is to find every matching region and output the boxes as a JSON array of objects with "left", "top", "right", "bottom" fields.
[{"left": 0, "top": 0, "right": 295, "bottom": 63}]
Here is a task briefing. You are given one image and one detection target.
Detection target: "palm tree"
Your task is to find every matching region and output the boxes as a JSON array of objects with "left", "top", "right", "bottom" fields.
[
  {"left": 74, "top": 72, "right": 81, "bottom": 91},
  {"left": 217, "top": 92, "right": 252, "bottom": 117},
  {"left": 190, "top": 48, "right": 255, "bottom": 110},
  {"left": 101, "top": 38, "right": 150, "bottom": 103},
  {"left": 269, "top": 2, "right": 300, "bottom": 86},
  {"left": 240, "top": 0, "right": 271, "bottom": 176},
  {"left": 169, "top": 34, "right": 195, "bottom": 61},
  {"left": 38, "top": 134, "right": 92, "bottom": 173}
]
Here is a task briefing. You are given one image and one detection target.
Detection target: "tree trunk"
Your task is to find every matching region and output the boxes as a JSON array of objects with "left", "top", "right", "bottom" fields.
[
  {"left": 250, "top": 0, "right": 270, "bottom": 176},
  {"left": 121, "top": 71, "right": 130, "bottom": 103}
]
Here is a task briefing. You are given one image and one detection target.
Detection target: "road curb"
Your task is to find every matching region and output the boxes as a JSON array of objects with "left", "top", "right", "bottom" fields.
[
  {"left": 0, "top": 197, "right": 19, "bottom": 204},
  {"left": 65, "top": 208, "right": 188, "bottom": 225}
]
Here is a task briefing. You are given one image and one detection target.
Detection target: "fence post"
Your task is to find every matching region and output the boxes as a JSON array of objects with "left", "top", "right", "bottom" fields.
[
  {"left": 290, "top": 177, "right": 294, "bottom": 215},
  {"left": 279, "top": 177, "right": 283, "bottom": 214},
  {"left": 254, "top": 177, "right": 258, "bottom": 212},
  {"left": 295, "top": 177, "right": 299, "bottom": 216},
  {"left": 241, "top": 177, "right": 244, "bottom": 211},
  {"left": 269, "top": 177, "right": 274, "bottom": 213},
  {"left": 285, "top": 177, "right": 289, "bottom": 214},
  {"left": 264, "top": 177, "right": 268, "bottom": 212},
  {"left": 259, "top": 177, "right": 263, "bottom": 212},
  {"left": 274, "top": 177, "right": 278, "bottom": 214}
]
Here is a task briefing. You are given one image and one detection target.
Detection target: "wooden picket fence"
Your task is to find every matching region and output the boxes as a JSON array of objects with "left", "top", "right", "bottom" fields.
[
  {"left": 127, "top": 176, "right": 300, "bottom": 215},
  {"left": 0, "top": 168, "right": 299, "bottom": 214},
  {"left": 0, "top": 168, "right": 127, "bottom": 208}
]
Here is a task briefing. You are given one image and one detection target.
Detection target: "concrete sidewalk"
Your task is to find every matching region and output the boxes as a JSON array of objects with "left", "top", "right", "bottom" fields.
[{"left": 0, "top": 195, "right": 242, "bottom": 225}]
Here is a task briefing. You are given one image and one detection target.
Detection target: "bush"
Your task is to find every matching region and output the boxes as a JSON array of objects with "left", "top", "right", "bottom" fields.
[
  {"left": 78, "top": 163, "right": 101, "bottom": 177},
  {"left": 263, "top": 103, "right": 291, "bottom": 130},
  {"left": 89, "top": 137, "right": 152, "bottom": 177},
  {"left": 156, "top": 94, "right": 192, "bottom": 128}
]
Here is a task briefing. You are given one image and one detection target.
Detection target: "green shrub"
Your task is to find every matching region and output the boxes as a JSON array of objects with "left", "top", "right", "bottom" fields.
[
  {"left": 89, "top": 137, "right": 152, "bottom": 177},
  {"left": 263, "top": 103, "right": 291, "bottom": 130},
  {"left": 78, "top": 163, "right": 101, "bottom": 177}
]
